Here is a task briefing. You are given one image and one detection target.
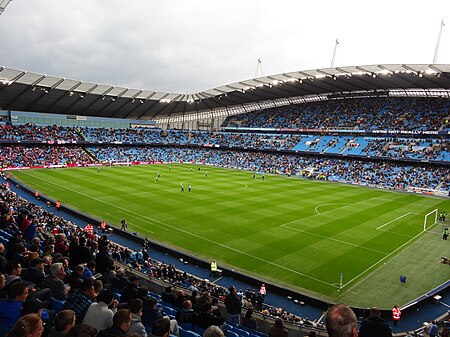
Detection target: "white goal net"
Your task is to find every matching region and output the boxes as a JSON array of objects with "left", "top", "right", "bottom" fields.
[{"left": 423, "top": 209, "right": 439, "bottom": 231}]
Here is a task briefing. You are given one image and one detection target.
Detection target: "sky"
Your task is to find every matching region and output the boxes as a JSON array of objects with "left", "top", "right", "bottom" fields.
[{"left": 1, "top": 0, "right": 450, "bottom": 94}]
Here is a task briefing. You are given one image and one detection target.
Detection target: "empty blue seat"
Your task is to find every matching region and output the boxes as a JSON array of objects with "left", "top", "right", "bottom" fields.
[{"left": 227, "top": 331, "right": 240, "bottom": 337}]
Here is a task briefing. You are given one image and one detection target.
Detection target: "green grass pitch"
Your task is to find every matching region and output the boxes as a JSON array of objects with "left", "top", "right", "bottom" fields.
[{"left": 10, "top": 164, "right": 450, "bottom": 307}]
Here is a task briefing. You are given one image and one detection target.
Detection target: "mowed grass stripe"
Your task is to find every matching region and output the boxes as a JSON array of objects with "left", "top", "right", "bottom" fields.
[{"left": 10, "top": 164, "right": 450, "bottom": 303}]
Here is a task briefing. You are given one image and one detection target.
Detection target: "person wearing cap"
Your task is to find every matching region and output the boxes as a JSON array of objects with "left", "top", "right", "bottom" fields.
[
  {"left": 22, "top": 258, "right": 45, "bottom": 288},
  {"left": 82, "top": 289, "right": 118, "bottom": 331},
  {"left": 120, "top": 275, "right": 140, "bottom": 304},
  {"left": 20, "top": 297, "right": 48, "bottom": 317}
]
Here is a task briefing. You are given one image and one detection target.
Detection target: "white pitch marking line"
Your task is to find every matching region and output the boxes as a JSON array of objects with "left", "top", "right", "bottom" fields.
[
  {"left": 314, "top": 203, "right": 349, "bottom": 215},
  {"left": 281, "top": 224, "right": 389, "bottom": 255},
  {"left": 341, "top": 228, "right": 426, "bottom": 289},
  {"left": 376, "top": 212, "right": 411, "bottom": 230}
]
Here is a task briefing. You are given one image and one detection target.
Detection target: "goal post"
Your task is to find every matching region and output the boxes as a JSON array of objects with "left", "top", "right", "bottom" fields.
[{"left": 424, "top": 209, "right": 439, "bottom": 231}]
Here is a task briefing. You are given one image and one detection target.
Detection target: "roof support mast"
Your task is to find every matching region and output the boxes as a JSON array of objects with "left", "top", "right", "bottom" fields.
[
  {"left": 254, "top": 58, "right": 264, "bottom": 78},
  {"left": 433, "top": 20, "right": 445, "bottom": 64},
  {"left": 331, "top": 39, "right": 339, "bottom": 68}
]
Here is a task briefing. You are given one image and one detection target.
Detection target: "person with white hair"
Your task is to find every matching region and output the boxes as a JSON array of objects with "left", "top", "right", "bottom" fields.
[{"left": 41, "top": 262, "right": 70, "bottom": 300}]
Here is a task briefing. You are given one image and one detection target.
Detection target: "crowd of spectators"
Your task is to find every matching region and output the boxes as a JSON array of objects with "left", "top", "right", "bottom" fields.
[
  {"left": 0, "top": 124, "right": 81, "bottom": 142},
  {"left": 1, "top": 122, "right": 449, "bottom": 165},
  {"left": 0, "top": 146, "right": 96, "bottom": 167},
  {"left": 222, "top": 97, "right": 450, "bottom": 131}
]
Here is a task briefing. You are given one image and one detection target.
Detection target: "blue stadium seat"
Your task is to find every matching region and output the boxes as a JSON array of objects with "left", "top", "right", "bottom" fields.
[
  {"left": 50, "top": 297, "right": 65, "bottom": 313},
  {"left": 192, "top": 326, "right": 205, "bottom": 336},
  {"left": 227, "top": 331, "right": 240, "bottom": 337},
  {"left": 180, "top": 327, "right": 201, "bottom": 337}
]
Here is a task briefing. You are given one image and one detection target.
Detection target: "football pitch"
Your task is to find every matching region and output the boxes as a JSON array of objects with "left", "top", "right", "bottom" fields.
[{"left": 10, "top": 164, "right": 450, "bottom": 307}]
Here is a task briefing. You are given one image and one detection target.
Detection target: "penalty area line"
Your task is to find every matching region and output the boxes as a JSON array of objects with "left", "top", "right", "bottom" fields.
[{"left": 376, "top": 212, "right": 411, "bottom": 230}]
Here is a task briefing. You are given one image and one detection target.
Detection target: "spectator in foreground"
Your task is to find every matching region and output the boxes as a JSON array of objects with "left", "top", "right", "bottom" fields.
[
  {"left": 128, "top": 298, "right": 147, "bottom": 337},
  {"left": 325, "top": 304, "right": 358, "bottom": 337},
  {"left": 48, "top": 310, "right": 76, "bottom": 337},
  {"left": 151, "top": 317, "right": 171, "bottom": 337},
  {"left": 97, "top": 309, "right": 132, "bottom": 337},
  {"left": 63, "top": 279, "right": 96, "bottom": 323},
  {"left": 82, "top": 289, "right": 118, "bottom": 331},
  {"left": 7, "top": 313, "right": 44, "bottom": 337},
  {"left": 65, "top": 324, "right": 97, "bottom": 337},
  {"left": 359, "top": 307, "right": 392, "bottom": 337},
  {"left": 203, "top": 325, "right": 225, "bottom": 337}
]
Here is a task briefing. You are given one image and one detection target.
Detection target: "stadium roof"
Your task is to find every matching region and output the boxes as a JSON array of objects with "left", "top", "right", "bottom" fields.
[
  {"left": 1, "top": 64, "right": 450, "bottom": 122},
  {"left": 0, "top": 0, "right": 12, "bottom": 15}
]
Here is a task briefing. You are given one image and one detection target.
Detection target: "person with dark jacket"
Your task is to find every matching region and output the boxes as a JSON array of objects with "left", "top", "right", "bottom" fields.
[
  {"left": 111, "top": 268, "right": 128, "bottom": 292},
  {"left": 176, "top": 300, "right": 198, "bottom": 326},
  {"left": 224, "top": 286, "right": 241, "bottom": 324},
  {"left": 96, "top": 246, "right": 115, "bottom": 276},
  {"left": 359, "top": 307, "right": 392, "bottom": 337},
  {"left": 196, "top": 302, "right": 225, "bottom": 330},
  {"left": 21, "top": 258, "right": 45, "bottom": 288},
  {"left": 120, "top": 276, "right": 140, "bottom": 304},
  {"left": 161, "top": 286, "right": 176, "bottom": 306},
  {"left": 142, "top": 297, "right": 163, "bottom": 327},
  {"left": 68, "top": 237, "right": 92, "bottom": 269}
]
